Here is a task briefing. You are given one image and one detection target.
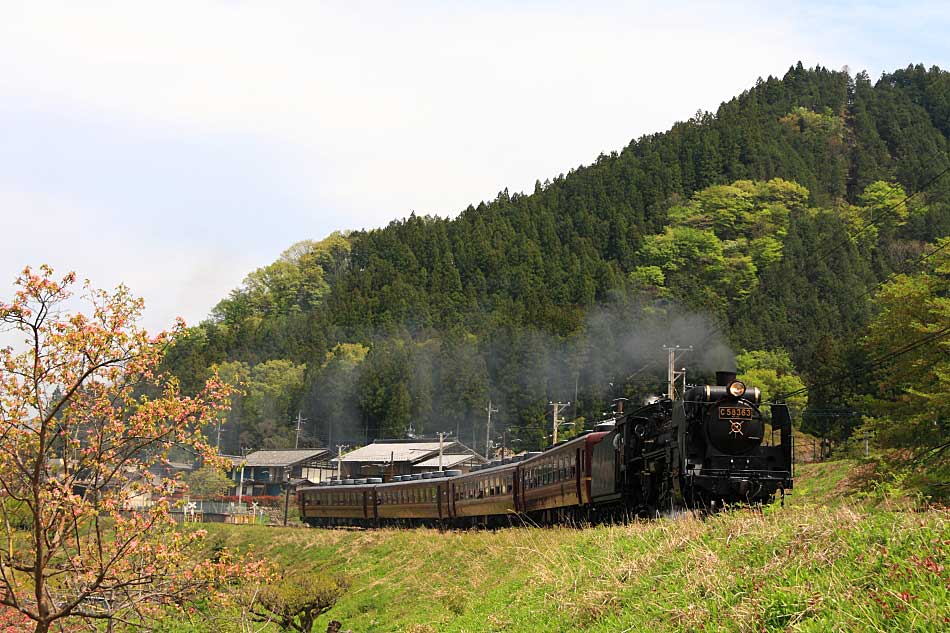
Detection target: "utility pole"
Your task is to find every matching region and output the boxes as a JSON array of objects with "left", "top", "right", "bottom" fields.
[
  {"left": 485, "top": 400, "right": 498, "bottom": 460},
  {"left": 549, "top": 401, "right": 571, "bottom": 445},
  {"left": 662, "top": 345, "right": 692, "bottom": 399},
  {"left": 282, "top": 466, "right": 291, "bottom": 527},
  {"left": 438, "top": 431, "right": 447, "bottom": 471},
  {"left": 294, "top": 411, "right": 307, "bottom": 449},
  {"left": 336, "top": 444, "right": 348, "bottom": 481},
  {"left": 237, "top": 447, "right": 248, "bottom": 508}
]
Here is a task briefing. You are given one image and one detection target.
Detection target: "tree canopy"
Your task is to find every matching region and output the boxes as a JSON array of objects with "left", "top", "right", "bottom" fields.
[{"left": 161, "top": 64, "right": 950, "bottom": 471}]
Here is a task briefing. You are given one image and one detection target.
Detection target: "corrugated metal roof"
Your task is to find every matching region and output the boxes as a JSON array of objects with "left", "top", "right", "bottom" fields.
[
  {"left": 337, "top": 441, "right": 469, "bottom": 463},
  {"left": 413, "top": 454, "right": 481, "bottom": 468},
  {"left": 237, "top": 449, "right": 332, "bottom": 467}
]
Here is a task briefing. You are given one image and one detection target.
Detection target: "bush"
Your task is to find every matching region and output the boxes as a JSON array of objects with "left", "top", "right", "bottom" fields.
[{"left": 251, "top": 573, "right": 347, "bottom": 632}]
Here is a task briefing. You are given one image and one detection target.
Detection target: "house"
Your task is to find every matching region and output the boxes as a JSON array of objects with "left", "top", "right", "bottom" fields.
[
  {"left": 333, "top": 439, "right": 485, "bottom": 481},
  {"left": 230, "top": 448, "right": 335, "bottom": 497}
]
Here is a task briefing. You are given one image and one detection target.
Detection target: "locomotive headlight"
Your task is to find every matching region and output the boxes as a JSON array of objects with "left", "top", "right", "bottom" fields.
[{"left": 727, "top": 380, "right": 746, "bottom": 398}]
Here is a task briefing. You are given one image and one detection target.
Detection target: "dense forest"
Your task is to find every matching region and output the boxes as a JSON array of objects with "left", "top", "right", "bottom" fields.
[{"left": 165, "top": 63, "right": 949, "bottom": 489}]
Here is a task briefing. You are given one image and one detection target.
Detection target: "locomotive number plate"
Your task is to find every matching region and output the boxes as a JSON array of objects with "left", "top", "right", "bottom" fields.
[{"left": 719, "top": 406, "right": 754, "bottom": 419}]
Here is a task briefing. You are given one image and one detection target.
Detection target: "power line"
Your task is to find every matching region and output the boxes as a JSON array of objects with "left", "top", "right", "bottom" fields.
[
  {"left": 849, "top": 238, "right": 950, "bottom": 303},
  {"left": 694, "top": 164, "right": 950, "bottom": 356},
  {"left": 615, "top": 165, "right": 950, "bottom": 396},
  {"left": 774, "top": 324, "right": 950, "bottom": 401},
  {"left": 808, "top": 163, "right": 950, "bottom": 271}
]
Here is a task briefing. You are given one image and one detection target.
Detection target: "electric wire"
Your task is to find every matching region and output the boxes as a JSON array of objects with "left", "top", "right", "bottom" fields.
[
  {"left": 774, "top": 324, "right": 950, "bottom": 401},
  {"left": 691, "top": 162, "right": 950, "bottom": 369}
]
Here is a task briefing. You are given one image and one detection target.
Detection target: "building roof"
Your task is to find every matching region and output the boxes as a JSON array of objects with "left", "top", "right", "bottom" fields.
[
  {"left": 237, "top": 449, "right": 332, "bottom": 468},
  {"left": 413, "top": 454, "right": 481, "bottom": 469},
  {"left": 336, "top": 440, "right": 476, "bottom": 464}
]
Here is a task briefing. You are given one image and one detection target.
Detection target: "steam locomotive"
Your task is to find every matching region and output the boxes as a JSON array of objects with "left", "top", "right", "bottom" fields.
[{"left": 298, "top": 371, "right": 793, "bottom": 527}]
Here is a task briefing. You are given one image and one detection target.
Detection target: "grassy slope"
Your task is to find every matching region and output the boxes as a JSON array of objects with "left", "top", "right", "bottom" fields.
[{"left": 182, "top": 462, "right": 949, "bottom": 633}]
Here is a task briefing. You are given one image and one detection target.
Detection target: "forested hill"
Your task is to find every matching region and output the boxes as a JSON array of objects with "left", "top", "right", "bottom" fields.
[{"left": 166, "top": 64, "right": 950, "bottom": 486}]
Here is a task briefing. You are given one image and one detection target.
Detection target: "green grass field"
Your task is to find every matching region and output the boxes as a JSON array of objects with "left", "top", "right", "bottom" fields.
[{"left": 166, "top": 461, "right": 949, "bottom": 633}]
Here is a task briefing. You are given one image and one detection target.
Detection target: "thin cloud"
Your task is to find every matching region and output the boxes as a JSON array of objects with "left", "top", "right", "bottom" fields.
[{"left": 0, "top": 2, "right": 945, "bottom": 330}]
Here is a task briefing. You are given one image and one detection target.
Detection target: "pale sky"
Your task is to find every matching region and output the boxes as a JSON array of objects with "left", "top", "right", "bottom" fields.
[{"left": 1, "top": 1, "right": 948, "bottom": 335}]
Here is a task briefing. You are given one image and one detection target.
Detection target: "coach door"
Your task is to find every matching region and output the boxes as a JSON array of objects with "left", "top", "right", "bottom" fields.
[
  {"left": 513, "top": 465, "right": 522, "bottom": 513},
  {"left": 575, "top": 447, "right": 583, "bottom": 504}
]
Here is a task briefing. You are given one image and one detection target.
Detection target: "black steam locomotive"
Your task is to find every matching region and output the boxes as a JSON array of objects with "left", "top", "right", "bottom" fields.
[
  {"left": 298, "top": 371, "right": 793, "bottom": 527},
  {"left": 590, "top": 370, "right": 793, "bottom": 518}
]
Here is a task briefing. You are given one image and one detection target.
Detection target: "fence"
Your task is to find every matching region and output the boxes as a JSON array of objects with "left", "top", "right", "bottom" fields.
[{"left": 171, "top": 499, "right": 270, "bottom": 524}]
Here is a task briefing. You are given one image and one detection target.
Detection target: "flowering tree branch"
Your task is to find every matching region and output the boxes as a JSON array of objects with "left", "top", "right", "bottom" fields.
[{"left": 0, "top": 265, "right": 264, "bottom": 632}]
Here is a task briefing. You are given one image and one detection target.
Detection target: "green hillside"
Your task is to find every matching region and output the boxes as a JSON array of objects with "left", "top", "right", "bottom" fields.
[{"left": 164, "top": 64, "right": 950, "bottom": 488}]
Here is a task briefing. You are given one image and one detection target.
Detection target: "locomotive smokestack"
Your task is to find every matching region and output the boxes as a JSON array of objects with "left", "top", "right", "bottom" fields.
[{"left": 716, "top": 371, "right": 737, "bottom": 386}]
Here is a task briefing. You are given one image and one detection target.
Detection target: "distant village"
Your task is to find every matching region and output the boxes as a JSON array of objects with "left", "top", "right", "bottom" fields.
[{"left": 161, "top": 439, "right": 490, "bottom": 523}]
